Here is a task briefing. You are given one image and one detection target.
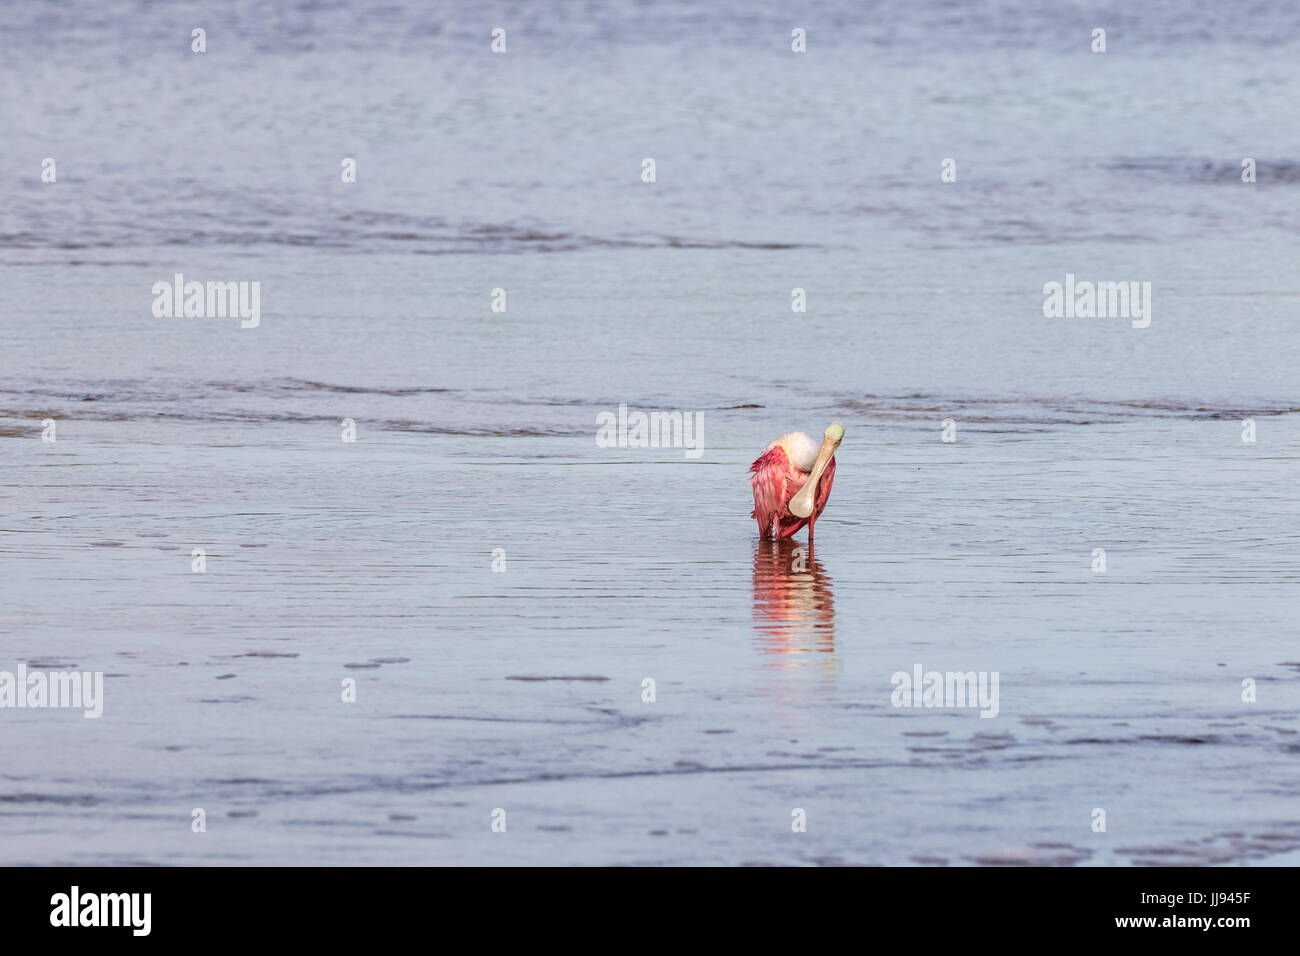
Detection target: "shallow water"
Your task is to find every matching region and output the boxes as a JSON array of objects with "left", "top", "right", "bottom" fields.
[{"left": 2, "top": 1, "right": 1299, "bottom": 865}]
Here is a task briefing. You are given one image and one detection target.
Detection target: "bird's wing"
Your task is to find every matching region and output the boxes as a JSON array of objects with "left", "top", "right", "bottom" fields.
[
  {"left": 811, "top": 455, "right": 837, "bottom": 520},
  {"left": 749, "top": 445, "right": 798, "bottom": 536}
]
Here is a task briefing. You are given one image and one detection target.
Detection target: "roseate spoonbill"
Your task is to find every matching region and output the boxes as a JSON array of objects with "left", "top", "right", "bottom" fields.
[{"left": 748, "top": 423, "right": 844, "bottom": 544}]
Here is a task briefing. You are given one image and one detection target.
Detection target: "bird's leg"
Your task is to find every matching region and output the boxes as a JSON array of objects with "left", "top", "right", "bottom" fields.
[{"left": 807, "top": 513, "right": 815, "bottom": 559}]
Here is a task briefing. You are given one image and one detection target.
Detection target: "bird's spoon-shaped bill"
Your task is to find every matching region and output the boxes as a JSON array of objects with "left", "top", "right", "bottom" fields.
[{"left": 788, "top": 422, "right": 844, "bottom": 518}]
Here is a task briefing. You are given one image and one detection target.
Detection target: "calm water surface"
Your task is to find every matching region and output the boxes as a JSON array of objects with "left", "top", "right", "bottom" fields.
[{"left": 2, "top": 1, "right": 1299, "bottom": 865}]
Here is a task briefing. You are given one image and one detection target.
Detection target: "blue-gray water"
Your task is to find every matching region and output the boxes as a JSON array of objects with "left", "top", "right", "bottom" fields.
[{"left": 2, "top": 1, "right": 1299, "bottom": 865}]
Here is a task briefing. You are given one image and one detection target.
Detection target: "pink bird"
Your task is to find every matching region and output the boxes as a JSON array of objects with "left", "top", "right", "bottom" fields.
[{"left": 749, "top": 423, "right": 844, "bottom": 545}]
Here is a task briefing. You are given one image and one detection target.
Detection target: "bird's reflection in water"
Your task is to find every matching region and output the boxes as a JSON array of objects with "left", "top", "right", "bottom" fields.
[{"left": 751, "top": 537, "right": 836, "bottom": 667}]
